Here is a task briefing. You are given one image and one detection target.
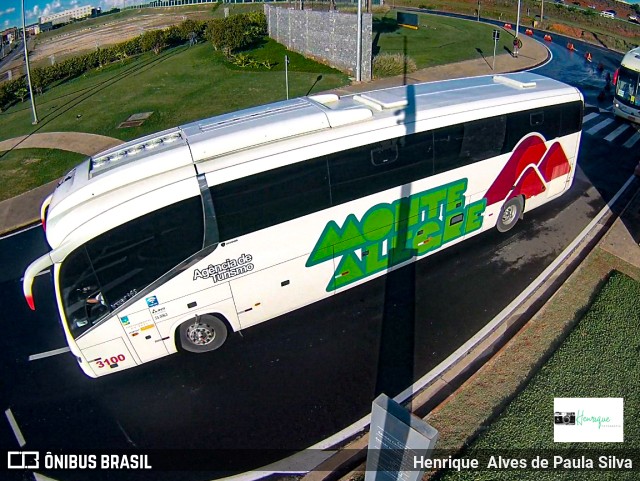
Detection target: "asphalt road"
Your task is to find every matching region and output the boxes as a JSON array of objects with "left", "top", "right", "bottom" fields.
[{"left": 0, "top": 35, "right": 638, "bottom": 481}]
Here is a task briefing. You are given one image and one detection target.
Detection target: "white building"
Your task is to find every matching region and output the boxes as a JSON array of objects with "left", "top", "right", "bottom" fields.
[{"left": 40, "top": 5, "right": 96, "bottom": 26}]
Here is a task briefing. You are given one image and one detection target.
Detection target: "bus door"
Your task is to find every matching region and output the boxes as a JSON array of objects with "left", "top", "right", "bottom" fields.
[{"left": 117, "top": 308, "right": 168, "bottom": 363}]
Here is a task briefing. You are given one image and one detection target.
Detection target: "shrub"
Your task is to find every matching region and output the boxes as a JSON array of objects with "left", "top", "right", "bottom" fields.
[
  {"left": 0, "top": 16, "right": 206, "bottom": 108},
  {"left": 205, "top": 12, "right": 267, "bottom": 57},
  {"left": 140, "top": 29, "right": 168, "bottom": 55},
  {"left": 373, "top": 53, "right": 417, "bottom": 78}
]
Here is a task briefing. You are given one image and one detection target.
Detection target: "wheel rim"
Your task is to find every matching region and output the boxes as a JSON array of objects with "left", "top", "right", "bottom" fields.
[
  {"left": 502, "top": 205, "right": 517, "bottom": 225},
  {"left": 186, "top": 321, "right": 216, "bottom": 346}
]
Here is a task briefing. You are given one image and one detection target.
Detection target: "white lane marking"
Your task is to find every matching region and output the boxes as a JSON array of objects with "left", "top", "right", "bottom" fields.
[
  {"left": 214, "top": 173, "right": 638, "bottom": 481},
  {"left": 0, "top": 223, "right": 40, "bottom": 240},
  {"left": 623, "top": 131, "right": 640, "bottom": 149},
  {"left": 604, "top": 124, "right": 630, "bottom": 142},
  {"left": 586, "top": 118, "right": 614, "bottom": 135},
  {"left": 34, "top": 473, "right": 62, "bottom": 481},
  {"left": 5, "top": 408, "right": 26, "bottom": 447},
  {"left": 582, "top": 112, "right": 600, "bottom": 123},
  {"left": 28, "top": 347, "right": 70, "bottom": 361},
  {"left": 219, "top": 451, "right": 337, "bottom": 481}
]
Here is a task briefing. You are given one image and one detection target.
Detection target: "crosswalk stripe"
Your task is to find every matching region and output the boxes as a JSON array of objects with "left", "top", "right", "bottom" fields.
[
  {"left": 604, "top": 124, "right": 630, "bottom": 142},
  {"left": 623, "top": 131, "right": 640, "bottom": 149},
  {"left": 586, "top": 118, "right": 614, "bottom": 135},
  {"left": 583, "top": 112, "right": 600, "bottom": 123}
]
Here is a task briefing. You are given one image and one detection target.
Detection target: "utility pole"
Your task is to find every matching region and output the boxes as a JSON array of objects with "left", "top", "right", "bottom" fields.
[
  {"left": 21, "top": 0, "right": 38, "bottom": 125},
  {"left": 356, "top": 0, "right": 362, "bottom": 82}
]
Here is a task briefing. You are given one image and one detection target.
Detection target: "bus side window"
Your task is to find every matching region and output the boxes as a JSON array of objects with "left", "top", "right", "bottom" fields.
[
  {"left": 460, "top": 115, "right": 507, "bottom": 164},
  {"left": 210, "top": 158, "right": 331, "bottom": 241},
  {"left": 328, "top": 131, "right": 434, "bottom": 206},
  {"left": 433, "top": 124, "right": 464, "bottom": 174},
  {"left": 559, "top": 101, "right": 583, "bottom": 136}
]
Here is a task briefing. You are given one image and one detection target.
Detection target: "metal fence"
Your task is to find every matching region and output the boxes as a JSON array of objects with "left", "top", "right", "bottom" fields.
[{"left": 265, "top": 4, "right": 372, "bottom": 81}]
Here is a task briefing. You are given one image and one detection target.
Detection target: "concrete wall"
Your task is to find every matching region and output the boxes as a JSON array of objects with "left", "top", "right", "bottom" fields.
[{"left": 265, "top": 5, "right": 372, "bottom": 81}]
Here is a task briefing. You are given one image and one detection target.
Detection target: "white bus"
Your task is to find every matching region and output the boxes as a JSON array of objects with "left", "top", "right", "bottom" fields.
[
  {"left": 613, "top": 47, "right": 640, "bottom": 124},
  {"left": 23, "top": 73, "right": 583, "bottom": 377}
]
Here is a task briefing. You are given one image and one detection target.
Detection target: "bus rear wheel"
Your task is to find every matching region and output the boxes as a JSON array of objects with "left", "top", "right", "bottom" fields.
[
  {"left": 497, "top": 197, "right": 523, "bottom": 233},
  {"left": 179, "top": 314, "right": 228, "bottom": 353}
]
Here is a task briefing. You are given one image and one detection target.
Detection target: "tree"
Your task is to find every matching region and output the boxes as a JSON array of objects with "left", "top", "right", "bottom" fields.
[
  {"left": 16, "top": 87, "right": 28, "bottom": 102},
  {"left": 140, "top": 30, "right": 167, "bottom": 55}
]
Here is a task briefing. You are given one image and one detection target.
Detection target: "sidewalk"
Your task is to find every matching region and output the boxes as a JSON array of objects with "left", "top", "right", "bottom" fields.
[
  {"left": 0, "top": 132, "right": 123, "bottom": 235},
  {"left": 0, "top": 31, "right": 547, "bottom": 237}
]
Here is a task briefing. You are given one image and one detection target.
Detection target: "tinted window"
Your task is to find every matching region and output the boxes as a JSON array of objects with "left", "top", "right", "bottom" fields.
[
  {"left": 433, "top": 117, "right": 507, "bottom": 174},
  {"left": 210, "top": 158, "right": 331, "bottom": 241},
  {"left": 560, "top": 100, "right": 583, "bottom": 136},
  {"left": 461, "top": 115, "right": 507, "bottom": 163},
  {"left": 60, "top": 196, "right": 204, "bottom": 337},
  {"left": 504, "top": 104, "right": 574, "bottom": 151},
  {"left": 329, "top": 131, "right": 434, "bottom": 205}
]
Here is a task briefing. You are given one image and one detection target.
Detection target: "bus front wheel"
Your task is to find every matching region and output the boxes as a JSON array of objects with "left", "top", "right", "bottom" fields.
[
  {"left": 497, "top": 197, "right": 523, "bottom": 233},
  {"left": 179, "top": 314, "right": 228, "bottom": 353}
]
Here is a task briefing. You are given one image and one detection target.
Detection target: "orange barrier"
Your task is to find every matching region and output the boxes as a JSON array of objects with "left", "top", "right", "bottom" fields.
[
  {"left": 543, "top": 34, "right": 552, "bottom": 41},
  {"left": 525, "top": 29, "right": 534, "bottom": 36},
  {"left": 504, "top": 23, "right": 512, "bottom": 29},
  {"left": 566, "top": 42, "right": 575, "bottom": 51},
  {"left": 585, "top": 52, "right": 592, "bottom": 62}
]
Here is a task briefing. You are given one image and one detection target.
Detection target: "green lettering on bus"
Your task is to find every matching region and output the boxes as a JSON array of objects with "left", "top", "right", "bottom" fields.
[{"left": 306, "top": 179, "right": 487, "bottom": 291}]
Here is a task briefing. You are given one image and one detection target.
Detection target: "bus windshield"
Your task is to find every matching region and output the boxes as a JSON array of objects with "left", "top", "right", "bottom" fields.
[
  {"left": 615, "top": 67, "right": 640, "bottom": 107},
  {"left": 58, "top": 196, "right": 205, "bottom": 339},
  {"left": 59, "top": 247, "right": 111, "bottom": 338}
]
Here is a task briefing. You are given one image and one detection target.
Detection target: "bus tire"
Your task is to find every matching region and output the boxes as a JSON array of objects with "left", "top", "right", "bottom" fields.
[
  {"left": 497, "top": 197, "right": 523, "bottom": 233},
  {"left": 178, "top": 314, "right": 228, "bottom": 353}
]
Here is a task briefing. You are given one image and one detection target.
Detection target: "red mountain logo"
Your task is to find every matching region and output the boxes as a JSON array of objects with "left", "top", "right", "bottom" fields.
[{"left": 485, "top": 134, "right": 571, "bottom": 206}]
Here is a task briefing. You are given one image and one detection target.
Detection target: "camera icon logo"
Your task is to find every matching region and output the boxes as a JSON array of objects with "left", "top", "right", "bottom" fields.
[
  {"left": 554, "top": 411, "right": 576, "bottom": 425},
  {"left": 7, "top": 451, "right": 39, "bottom": 469}
]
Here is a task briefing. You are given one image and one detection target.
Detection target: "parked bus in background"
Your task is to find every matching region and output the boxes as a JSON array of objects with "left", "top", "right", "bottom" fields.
[
  {"left": 613, "top": 47, "right": 640, "bottom": 124},
  {"left": 23, "top": 73, "right": 583, "bottom": 377}
]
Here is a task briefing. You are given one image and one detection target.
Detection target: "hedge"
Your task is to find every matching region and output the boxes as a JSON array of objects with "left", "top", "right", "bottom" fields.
[{"left": 0, "top": 17, "right": 211, "bottom": 111}]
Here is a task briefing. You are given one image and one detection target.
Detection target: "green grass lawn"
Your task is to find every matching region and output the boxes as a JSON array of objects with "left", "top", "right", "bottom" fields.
[
  {"left": 0, "top": 148, "right": 85, "bottom": 201},
  {"left": 437, "top": 271, "right": 640, "bottom": 480},
  {"left": 373, "top": 12, "right": 514, "bottom": 69},
  {"left": 0, "top": 40, "right": 349, "bottom": 144}
]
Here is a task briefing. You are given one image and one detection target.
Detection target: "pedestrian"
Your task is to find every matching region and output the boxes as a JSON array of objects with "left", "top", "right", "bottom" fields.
[{"left": 513, "top": 37, "right": 519, "bottom": 57}]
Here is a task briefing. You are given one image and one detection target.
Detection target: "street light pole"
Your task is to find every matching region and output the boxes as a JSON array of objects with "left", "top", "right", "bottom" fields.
[
  {"left": 477, "top": 0, "right": 480, "bottom": 21},
  {"left": 540, "top": 0, "right": 544, "bottom": 27},
  {"left": 21, "top": 0, "right": 38, "bottom": 125},
  {"left": 515, "top": 0, "right": 521, "bottom": 38},
  {"left": 356, "top": 0, "right": 362, "bottom": 82}
]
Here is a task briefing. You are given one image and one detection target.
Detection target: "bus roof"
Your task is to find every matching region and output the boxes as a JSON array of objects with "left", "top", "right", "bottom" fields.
[
  {"left": 621, "top": 47, "right": 640, "bottom": 72},
  {"left": 44, "top": 72, "right": 581, "bottom": 251}
]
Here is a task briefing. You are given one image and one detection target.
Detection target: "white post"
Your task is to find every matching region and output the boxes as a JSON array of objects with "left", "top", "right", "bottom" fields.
[
  {"left": 356, "top": 0, "right": 362, "bottom": 82},
  {"left": 21, "top": 0, "right": 38, "bottom": 125},
  {"left": 540, "top": 0, "right": 544, "bottom": 26},
  {"left": 516, "top": 0, "right": 521, "bottom": 37},
  {"left": 285, "top": 55, "right": 290, "bottom": 100}
]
